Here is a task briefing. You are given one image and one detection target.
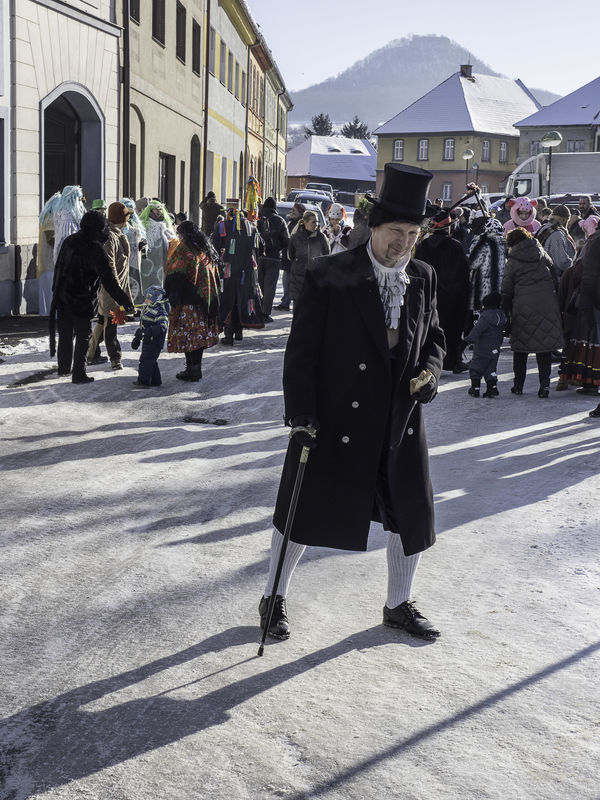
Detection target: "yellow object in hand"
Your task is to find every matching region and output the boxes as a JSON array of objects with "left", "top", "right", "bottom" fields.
[{"left": 410, "top": 369, "right": 433, "bottom": 395}]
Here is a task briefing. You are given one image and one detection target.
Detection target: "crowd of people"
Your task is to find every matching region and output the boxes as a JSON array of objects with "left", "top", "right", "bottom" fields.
[{"left": 44, "top": 179, "right": 600, "bottom": 415}]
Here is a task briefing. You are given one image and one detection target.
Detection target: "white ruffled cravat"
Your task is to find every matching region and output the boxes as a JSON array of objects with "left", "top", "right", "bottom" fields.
[{"left": 367, "top": 239, "right": 410, "bottom": 330}]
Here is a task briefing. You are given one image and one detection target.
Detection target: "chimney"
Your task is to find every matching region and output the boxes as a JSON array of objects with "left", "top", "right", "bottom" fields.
[{"left": 460, "top": 64, "right": 473, "bottom": 78}]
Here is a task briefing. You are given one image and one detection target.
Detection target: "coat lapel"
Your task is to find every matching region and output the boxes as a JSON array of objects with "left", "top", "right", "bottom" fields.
[
  {"left": 348, "top": 247, "right": 390, "bottom": 367},
  {"left": 396, "top": 261, "right": 424, "bottom": 378}
]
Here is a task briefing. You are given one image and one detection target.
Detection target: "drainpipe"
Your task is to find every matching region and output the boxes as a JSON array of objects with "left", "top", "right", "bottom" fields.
[
  {"left": 244, "top": 41, "right": 259, "bottom": 188},
  {"left": 274, "top": 89, "right": 284, "bottom": 199},
  {"left": 201, "top": 0, "right": 211, "bottom": 199},
  {"left": 122, "top": 0, "right": 131, "bottom": 197}
]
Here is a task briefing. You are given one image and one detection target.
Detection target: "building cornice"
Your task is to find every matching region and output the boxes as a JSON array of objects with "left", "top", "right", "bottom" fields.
[{"left": 29, "top": 0, "right": 121, "bottom": 37}]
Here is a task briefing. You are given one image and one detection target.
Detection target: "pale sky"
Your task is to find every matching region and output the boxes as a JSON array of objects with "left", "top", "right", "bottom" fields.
[{"left": 247, "top": 0, "right": 597, "bottom": 99}]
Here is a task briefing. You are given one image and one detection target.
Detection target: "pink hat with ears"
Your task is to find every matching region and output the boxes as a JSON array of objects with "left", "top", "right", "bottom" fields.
[{"left": 579, "top": 215, "right": 600, "bottom": 237}]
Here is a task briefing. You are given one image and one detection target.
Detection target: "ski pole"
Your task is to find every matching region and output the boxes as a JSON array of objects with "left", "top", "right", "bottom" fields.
[{"left": 258, "top": 425, "right": 316, "bottom": 657}]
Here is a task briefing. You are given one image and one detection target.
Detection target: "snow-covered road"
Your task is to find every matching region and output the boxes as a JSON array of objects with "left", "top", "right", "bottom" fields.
[{"left": 1, "top": 312, "right": 599, "bottom": 800}]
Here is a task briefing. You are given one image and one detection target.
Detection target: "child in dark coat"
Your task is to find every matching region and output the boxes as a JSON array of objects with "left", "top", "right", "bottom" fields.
[
  {"left": 131, "top": 285, "right": 170, "bottom": 387},
  {"left": 464, "top": 291, "right": 507, "bottom": 397}
]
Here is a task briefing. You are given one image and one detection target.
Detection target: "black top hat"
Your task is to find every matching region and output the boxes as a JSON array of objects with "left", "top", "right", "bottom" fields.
[{"left": 366, "top": 163, "right": 435, "bottom": 223}]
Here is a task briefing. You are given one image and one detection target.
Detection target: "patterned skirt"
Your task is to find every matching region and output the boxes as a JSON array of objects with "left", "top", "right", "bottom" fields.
[
  {"left": 167, "top": 305, "right": 220, "bottom": 353},
  {"left": 562, "top": 310, "right": 600, "bottom": 386}
]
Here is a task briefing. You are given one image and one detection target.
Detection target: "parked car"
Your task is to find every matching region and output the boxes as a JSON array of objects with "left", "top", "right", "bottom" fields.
[
  {"left": 306, "top": 182, "right": 334, "bottom": 198},
  {"left": 276, "top": 201, "right": 326, "bottom": 230},
  {"left": 294, "top": 192, "right": 334, "bottom": 218}
]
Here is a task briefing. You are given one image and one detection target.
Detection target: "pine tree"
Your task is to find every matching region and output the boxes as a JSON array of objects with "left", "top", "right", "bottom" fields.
[
  {"left": 304, "top": 113, "right": 334, "bottom": 138},
  {"left": 341, "top": 115, "right": 370, "bottom": 139}
]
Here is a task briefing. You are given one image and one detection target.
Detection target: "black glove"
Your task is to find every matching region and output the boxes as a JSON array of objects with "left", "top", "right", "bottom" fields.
[
  {"left": 290, "top": 415, "right": 319, "bottom": 449},
  {"left": 131, "top": 330, "right": 142, "bottom": 350},
  {"left": 412, "top": 375, "right": 437, "bottom": 404}
]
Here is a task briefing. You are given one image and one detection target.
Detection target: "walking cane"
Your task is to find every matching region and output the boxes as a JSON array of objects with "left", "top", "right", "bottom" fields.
[{"left": 258, "top": 424, "right": 316, "bottom": 657}]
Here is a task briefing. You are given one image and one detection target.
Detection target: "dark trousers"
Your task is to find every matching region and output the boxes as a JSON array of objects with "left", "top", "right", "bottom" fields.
[
  {"left": 138, "top": 330, "right": 165, "bottom": 385},
  {"left": 513, "top": 351, "right": 552, "bottom": 389},
  {"left": 258, "top": 258, "right": 280, "bottom": 316},
  {"left": 57, "top": 311, "right": 92, "bottom": 378}
]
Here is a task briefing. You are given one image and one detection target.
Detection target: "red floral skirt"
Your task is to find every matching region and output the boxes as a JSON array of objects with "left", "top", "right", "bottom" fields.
[{"left": 167, "top": 305, "right": 220, "bottom": 353}]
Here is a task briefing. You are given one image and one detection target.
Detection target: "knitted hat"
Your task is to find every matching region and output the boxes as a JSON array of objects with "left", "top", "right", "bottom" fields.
[
  {"left": 91, "top": 199, "right": 107, "bottom": 210},
  {"left": 482, "top": 291, "right": 502, "bottom": 309},
  {"left": 144, "top": 285, "right": 166, "bottom": 304},
  {"left": 262, "top": 196, "right": 276, "bottom": 210},
  {"left": 550, "top": 204, "right": 570, "bottom": 224},
  {"left": 107, "top": 201, "right": 131, "bottom": 224}
]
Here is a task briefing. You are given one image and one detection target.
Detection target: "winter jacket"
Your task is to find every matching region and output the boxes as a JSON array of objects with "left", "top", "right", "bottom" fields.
[
  {"left": 200, "top": 197, "right": 225, "bottom": 235},
  {"left": 536, "top": 222, "right": 576, "bottom": 275},
  {"left": 464, "top": 308, "right": 507, "bottom": 357},
  {"left": 501, "top": 237, "right": 564, "bottom": 353},
  {"left": 579, "top": 229, "right": 600, "bottom": 315},
  {"left": 288, "top": 225, "right": 330, "bottom": 302},
  {"left": 98, "top": 223, "right": 132, "bottom": 316},
  {"left": 51, "top": 230, "right": 131, "bottom": 319},
  {"left": 257, "top": 207, "right": 290, "bottom": 259}
]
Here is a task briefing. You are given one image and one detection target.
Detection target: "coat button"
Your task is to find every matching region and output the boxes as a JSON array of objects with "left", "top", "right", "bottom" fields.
[
  {"left": 359, "top": 363, "right": 367, "bottom": 371},
  {"left": 341, "top": 435, "right": 350, "bottom": 443},
  {"left": 407, "top": 427, "right": 414, "bottom": 436},
  {"left": 352, "top": 401, "right": 359, "bottom": 408}
]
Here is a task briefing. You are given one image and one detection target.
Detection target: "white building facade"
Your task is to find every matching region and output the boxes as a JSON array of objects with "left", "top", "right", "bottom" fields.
[{"left": 1, "top": 0, "right": 121, "bottom": 314}]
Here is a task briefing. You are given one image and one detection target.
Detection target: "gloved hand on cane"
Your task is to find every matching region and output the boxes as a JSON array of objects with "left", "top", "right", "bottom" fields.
[{"left": 290, "top": 415, "right": 319, "bottom": 449}]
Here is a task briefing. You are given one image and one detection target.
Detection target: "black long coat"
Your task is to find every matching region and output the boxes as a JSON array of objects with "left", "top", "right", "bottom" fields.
[
  {"left": 212, "top": 217, "right": 265, "bottom": 329},
  {"left": 273, "top": 244, "right": 446, "bottom": 556}
]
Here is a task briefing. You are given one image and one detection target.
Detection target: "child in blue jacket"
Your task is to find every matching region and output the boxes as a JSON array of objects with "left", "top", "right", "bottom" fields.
[
  {"left": 131, "top": 285, "right": 170, "bottom": 387},
  {"left": 464, "top": 292, "right": 507, "bottom": 398}
]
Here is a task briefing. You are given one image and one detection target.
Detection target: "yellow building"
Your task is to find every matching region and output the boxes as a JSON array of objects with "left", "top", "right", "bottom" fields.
[{"left": 374, "top": 66, "right": 540, "bottom": 203}]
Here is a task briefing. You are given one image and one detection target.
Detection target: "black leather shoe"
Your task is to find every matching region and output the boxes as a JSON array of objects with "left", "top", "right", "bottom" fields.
[
  {"left": 468, "top": 387, "right": 480, "bottom": 397},
  {"left": 383, "top": 601, "right": 440, "bottom": 639},
  {"left": 511, "top": 386, "right": 523, "bottom": 395},
  {"left": 538, "top": 386, "right": 549, "bottom": 398},
  {"left": 72, "top": 374, "right": 94, "bottom": 384},
  {"left": 234, "top": 330, "right": 243, "bottom": 341},
  {"left": 259, "top": 595, "right": 290, "bottom": 640},
  {"left": 483, "top": 386, "right": 499, "bottom": 398},
  {"left": 87, "top": 355, "right": 108, "bottom": 366}
]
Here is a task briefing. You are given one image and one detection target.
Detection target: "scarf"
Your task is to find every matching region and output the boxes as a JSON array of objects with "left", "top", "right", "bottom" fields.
[
  {"left": 164, "top": 241, "right": 220, "bottom": 309},
  {"left": 367, "top": 239, "right": 410, "bottom": 330}
]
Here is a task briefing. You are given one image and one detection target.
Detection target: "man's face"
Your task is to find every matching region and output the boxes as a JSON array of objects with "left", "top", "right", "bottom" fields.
[
  {"left": 370, "top": 220, "right": 421, "bottom": 266},
  {"left": 579, "top": 198, "right": 590, "bottom": 213}
]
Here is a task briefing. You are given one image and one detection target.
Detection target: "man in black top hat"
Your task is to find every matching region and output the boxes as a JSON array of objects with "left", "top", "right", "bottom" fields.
[{"left": 259, "top": 164, "right": 446, "bottom": 643}]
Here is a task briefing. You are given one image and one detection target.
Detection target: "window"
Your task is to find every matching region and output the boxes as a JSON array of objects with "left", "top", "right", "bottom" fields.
[
  {"left": 442, "top": 182, "right": 453, "bottom": 202},
  {"left": 443, "top": 138, "right": 455, "bottom": 160},
  {"left": 219, "top": 41, "right": 226, "bottom": 86},
  {"left": 482, "top": 140, "right": 490, "bottom": 162},
  {"left": 227, "top": 52, "right": 233, "bottom": 92},
  {"left": 241, "top": 70, "right": 246, "bottom": 106},
  {"left": 530, "top": 140, "right": 541, "bottom": 156},
  {"left": 176, "top": 3, "right": 186, "bottom": 63},
  {"left": 417, "top": 139, "right": 429, "bottom": 161},
  {"left": 234, "top": 62, "right": 240, "bottom": 99},
  {"left": 567, "top": 139, "right": 585, "bottom": 152},
  {"left": 208, "top": 27, "right": 216, "bottom": 75},
  {"left": 130, "top": 0, "right": 140, "bottom": 23},
  {"left": 480, "top": 184, "right": 489, "bottom": 194},
  {"left": 192, "top": 20, "right": 201, "bottom": 75},
  {"left": 158, "top": 152, "right": 175, "bottom": 210},
  {"left": 499, "top": 141, "right": 508, "bottom": 163},
  {"left": 152, "top": 0, "right": 165, "bottom": 45}
]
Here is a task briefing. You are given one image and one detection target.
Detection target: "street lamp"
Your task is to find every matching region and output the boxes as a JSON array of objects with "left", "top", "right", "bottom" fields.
[
  {"left": 462, "top": 148, "right": 474, "bottom": 188},
  {"left": 472, "top": 162, "right": 480, "bottom": 186},
  {"left": 541, "top": 130, "right": 563, "bottom": 197}
]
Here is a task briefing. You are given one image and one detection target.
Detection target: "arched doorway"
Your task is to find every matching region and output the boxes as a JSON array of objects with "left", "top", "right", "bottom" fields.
[
  {"left": 41, "top": 83, "right": 104, "bottom": 204},
  {"left": 189, "top": 135, "right": 201, "bottom": 224}
]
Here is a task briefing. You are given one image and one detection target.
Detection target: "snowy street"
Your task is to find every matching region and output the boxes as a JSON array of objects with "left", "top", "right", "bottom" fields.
[{"left": 1, "top": 311, "right": 599, "bottom": 800}]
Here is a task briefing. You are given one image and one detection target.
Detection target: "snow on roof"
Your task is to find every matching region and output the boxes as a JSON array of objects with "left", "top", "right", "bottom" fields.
[
  {"left": 515, "top": 75, "right": 600, "bottom": 127},
  {"left": 374, "top": 72, "right": 541, "bottom": 137},
  {"left": 287, "top": 136, "right": 377, "bottom": 181}
]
